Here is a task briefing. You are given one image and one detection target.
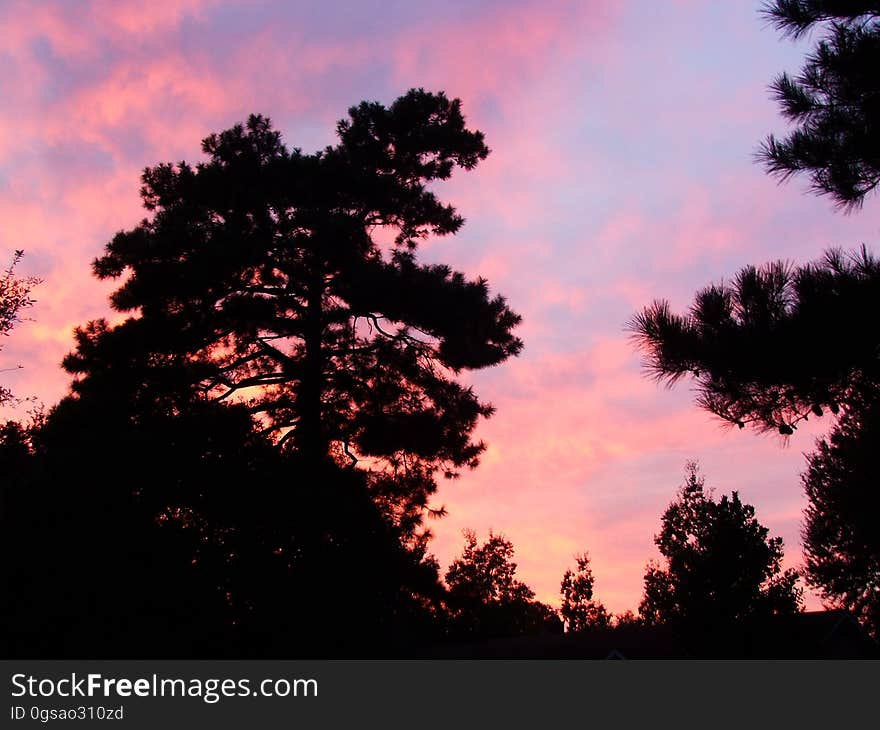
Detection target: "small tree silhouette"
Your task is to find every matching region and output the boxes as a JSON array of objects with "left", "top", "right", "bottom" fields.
[
  {"left": 639, "top": 463, "right": 802, "bottom": 628},
  {"left": 560, "top": 553, "right": 610, "bottom": 631},
  {"left": 445, "top": 530, "right": 556, "bottom": 639},
  {"left": 0, "top": 251, "right": 40, "bottom": 406}
]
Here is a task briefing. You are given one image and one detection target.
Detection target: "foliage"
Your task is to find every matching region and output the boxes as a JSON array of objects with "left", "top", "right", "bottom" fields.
[
  {"left": 1, "top": 91, "right": 521, "bottom": 656},
  {"left": 0, "top": 251, "right": 40, "bottom": 405},
  {"left": 613, "top": 610, "right": 641, "bottom": 628},
  {"left": 559, "top": 553, "right": 610, "bottom": 631},
  {"left": 0, "top": 394, "right": 446, "bottom": 656},
  {"left": 639, "top": 463, "right": 803, "bottom": 628},
  {"left": 630, "top": 5, "right": 880, "bottom": 434},
  {"left": 445, "top": 530, "right": 557, "bottom": 639},
  {"left": 629, "top": 247, "right": 880, "bottom": 434},
  {"left": 802, "top": 385, "right": 880, "bottom": 636},
  {"left": 65, "top": 89, "right": 521, "bottom": 540},
  {"left": 758, "top": 1, "right": 880, "bottom": 209},
  {"left": 630, "top": 3, "right": 880, "bottom": 650}
]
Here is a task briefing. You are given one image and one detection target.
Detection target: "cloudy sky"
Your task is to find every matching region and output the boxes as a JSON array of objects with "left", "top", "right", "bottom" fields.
[{"left": 3, "top": 0, "right": 879, "bottom": 613}]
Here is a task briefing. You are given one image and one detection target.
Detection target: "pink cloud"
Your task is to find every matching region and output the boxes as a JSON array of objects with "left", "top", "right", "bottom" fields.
[
  {"left": 90, "top": 0, "right": 221, "bottom": 37},
  {"left": 0, "top": 0, "right": 222, "bottom": 58}
]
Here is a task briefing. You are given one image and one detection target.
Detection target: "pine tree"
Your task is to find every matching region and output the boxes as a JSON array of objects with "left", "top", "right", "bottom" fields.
[
  {"left": 758, "top": 1, "right": 880, "bottom": 209},
  {"left": 629, "top": 248, "right": 880, "bottom": 434},
  {"left": 64, "top": 89, "right": 522, "bottom": 537}
]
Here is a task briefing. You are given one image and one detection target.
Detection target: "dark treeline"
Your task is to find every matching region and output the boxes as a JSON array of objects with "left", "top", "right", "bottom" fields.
[{"left": 2, "top": 1, "right": 879, "bottom": 658}]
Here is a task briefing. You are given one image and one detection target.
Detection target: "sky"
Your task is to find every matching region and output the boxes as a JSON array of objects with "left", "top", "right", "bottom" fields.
[{"left": 2, "top": 0, "right": 879, "bottom": 614}]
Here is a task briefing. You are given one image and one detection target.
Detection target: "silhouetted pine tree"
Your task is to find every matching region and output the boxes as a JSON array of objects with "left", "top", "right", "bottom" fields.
[
  {"left": 629, "top": 1, "right": 880, "bottom": 632},
  {"left": 1, "top": 90, "right": 521, "bottom": 657},
  {"left": 758, "top": 1, "right": 880, "bottom": 209},
  {"left": 67, "top": 89, "right": 521, "bottom": 538},
  {"left": 629, "top": 247, "right": 880, "bottom": 435}
]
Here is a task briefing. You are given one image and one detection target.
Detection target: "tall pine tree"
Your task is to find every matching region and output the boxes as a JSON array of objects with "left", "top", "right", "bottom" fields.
[
  {"left": 1, "top": 90, "right": 522, "bottom": 657},
  {"left": 65, "top": 89, "right": 522, "bottom": 537}
]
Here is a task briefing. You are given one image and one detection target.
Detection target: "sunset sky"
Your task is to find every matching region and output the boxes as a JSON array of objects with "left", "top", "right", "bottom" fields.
[{"left": 3, "top": 0, "right": 879, "bottom": 614}]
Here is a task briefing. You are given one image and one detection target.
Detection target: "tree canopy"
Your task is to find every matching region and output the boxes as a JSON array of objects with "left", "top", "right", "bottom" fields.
[
  {"left": 639, "top": 463, "right": 802, "bottom": 629},
  {"left": 802, "top": 384, "right": 880, "bottom": 636},
  {"left": 444, "top": 530, "right": 557, "bottom": 639},
  {"left": 0, "top": 394, "right": 447, "bottom": 657},
  {"left": 629, "top": 4, "right": 880, "bottom": 646},
  {"left": 629, "top": 247, "right": 880, "bottom": 434},
  {"left": 63, "top": 89, "right": 522, "bottom": 538},
  {"left": 758, "top": 1, "right": 880, "bottom": 209},
  {"left": 559, "top": 553, "right": 610, "bottom": 631},
  {"left": 630, "top": 4, "right": 880, "bottom": 435}
]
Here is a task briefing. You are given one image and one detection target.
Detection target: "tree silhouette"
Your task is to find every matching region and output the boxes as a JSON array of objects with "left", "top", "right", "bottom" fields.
[
  {"left": 639, "top": 463, "right": 802, "bottom": 630},
  {"left": 1, "top": 91, "right": 521, "bottom": 657},
  {"left": 629, "top": 5, "right": 880, "bottom": 648},
  {"left": 758, "top": 1, "right": 880, "bottom": 209},
  {"left": 0, "top": 251, "right": 40, "bottom": 405},
  {"left": 613, "top": 610, "right": 641, "bottom": 628},
  {"left": 67, "top": 89, "right": 521, "bottom": 539},
  {"left": 0, "top": 406, "right": 234, "bottom": 657},
  {"left": 630, "top": 5, "right": 880, "bottom": 432},
  {"left": 0, "top": 387, "right": 447, "bottom": 657},
  {"left": 629, "top": 247, "right": 880, "bottom": 434},
  {"left": 445, "top": 529, "right": 556, "bottom": 639},
  {"left": 802, "top": 384, "right": 880, "bottom": 636},
  {"left": 559, "top": 552, "right": 610, "bottom": 631}
]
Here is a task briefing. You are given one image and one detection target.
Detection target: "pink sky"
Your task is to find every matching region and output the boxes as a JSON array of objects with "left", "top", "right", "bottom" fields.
[{"left": 3, "top": 0, "right": 879, "bottom": 613}]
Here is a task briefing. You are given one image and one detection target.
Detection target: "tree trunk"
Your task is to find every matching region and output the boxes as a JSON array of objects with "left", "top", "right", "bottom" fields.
[{"left": 297, "top": 275, "right": 327, "bottom": 468}]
